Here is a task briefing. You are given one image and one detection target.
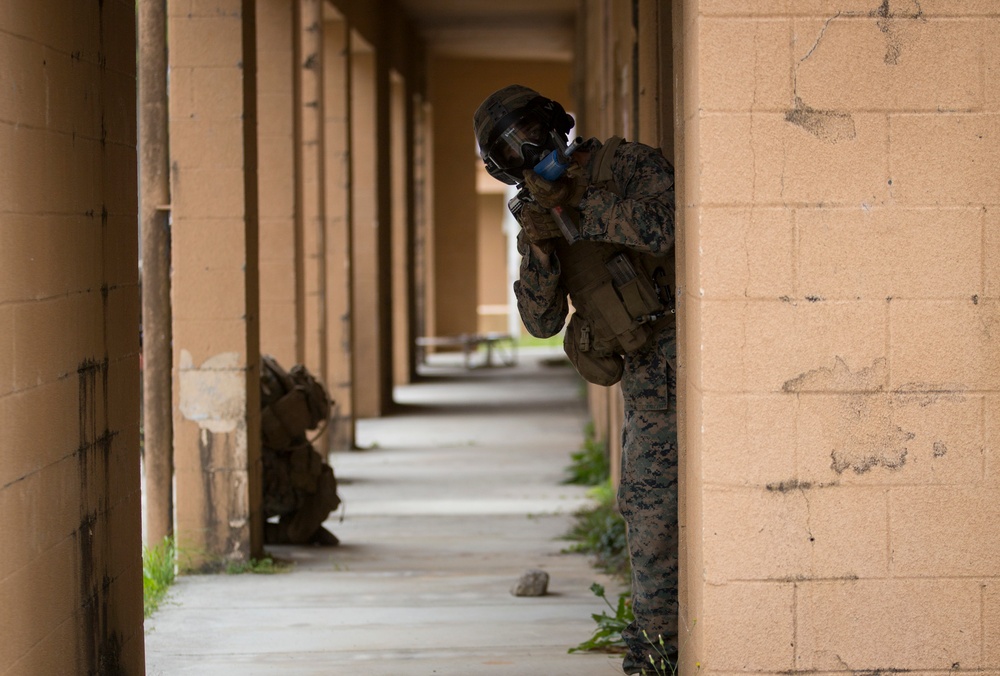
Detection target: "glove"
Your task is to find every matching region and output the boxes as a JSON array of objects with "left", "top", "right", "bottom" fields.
[
  {"left": 523, "top": 164, "right": 588, "bottom": 210},
  {"left": 520, "top": 203, "right": 562, "bottom": 247}
]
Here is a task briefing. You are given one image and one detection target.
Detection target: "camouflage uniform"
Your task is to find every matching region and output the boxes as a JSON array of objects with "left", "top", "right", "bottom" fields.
[{"left": 514, "top": 138, "right": 677, "bottom": 674}]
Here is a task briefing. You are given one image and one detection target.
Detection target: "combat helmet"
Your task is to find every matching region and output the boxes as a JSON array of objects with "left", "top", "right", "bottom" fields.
[{"left": 473, "top": 85, "right": 574, "bottom": 185}]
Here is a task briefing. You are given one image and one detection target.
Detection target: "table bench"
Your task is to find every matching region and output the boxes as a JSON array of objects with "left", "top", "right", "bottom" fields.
[{"left": 416, "top": 332, "right": 518, "bottom": 369}]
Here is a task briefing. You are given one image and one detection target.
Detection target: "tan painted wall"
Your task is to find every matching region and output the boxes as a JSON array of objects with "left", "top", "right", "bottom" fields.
[
  {"left": 476, "top": 192, "right": 508, "bottom": 334},
  {"left": 168, "top": 0, "right": 263, "bottom": 570},
  {"left": 349, "top": 37, "right": 383, "bottom": 418},
  {"left": 298, "top": 0, "right": 328, "bottom": 397},
  {"left": 256, "top": 0, "right": 299, "bottom": 367},
  {"left": 323, "top": 16, "right": 355, "bottom": 449},
  {"left": 0, "top": 0, "right": 145, "bottom": 672},
  {"left": 428, "top": 57, "right": 571, "bottom": 340},
  {"left": 391, "top": 72, "right": 413, "bottom": 384},
  {"left": 676, "top": 1, "right": 1000, "bottom": 671}
]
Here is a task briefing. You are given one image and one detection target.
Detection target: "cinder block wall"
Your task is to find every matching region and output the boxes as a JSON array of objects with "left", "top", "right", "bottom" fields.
[
  {"left": 681, "top": 2, "right": 1000, "bottom": 671},
  {"left": 0, "top": 0, "right": 145, "bottom": 672},
  {"left": 256, "top": 0, "right": 299, "bottom": 368},
  {"left": 168, "top": 0, "right": 263, "bottom": 569}
]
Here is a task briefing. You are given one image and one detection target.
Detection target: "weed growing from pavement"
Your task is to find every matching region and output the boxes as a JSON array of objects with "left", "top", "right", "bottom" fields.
[
  {"left": 563, "top": 421, "right": 610, "bottom": 486},
  {"left": 224, "top": 555, "right": 292, "bottom": 575},
  {"left": 562, "top": 479, "right": 630, "bottom": 579},
  {"left": 569, "top": 582, "right": 632, "bottom": 654},
  {"left": 143, "top": 535, "right": 177, "bottom": 618},
  {"left": 641, "top": 630, "right": 679, "bottom": 675}
]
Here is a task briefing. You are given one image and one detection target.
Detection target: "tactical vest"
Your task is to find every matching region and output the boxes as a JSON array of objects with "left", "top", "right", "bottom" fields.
[{"left": 554, "top": 137, "right": 675, "bottom": 385}]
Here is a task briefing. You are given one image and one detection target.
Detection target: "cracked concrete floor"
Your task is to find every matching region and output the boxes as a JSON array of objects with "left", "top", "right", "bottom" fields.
[{"left": 144, "top": 348, "right": 629, "bottom": 676}]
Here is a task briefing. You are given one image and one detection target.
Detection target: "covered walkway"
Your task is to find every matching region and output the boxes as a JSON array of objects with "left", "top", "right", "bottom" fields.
[{"left": 144, "top": 349, "right": 627, "bottom": 676}]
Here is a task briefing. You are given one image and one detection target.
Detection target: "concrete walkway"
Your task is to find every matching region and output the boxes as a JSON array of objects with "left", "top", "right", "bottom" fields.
[{"left": 145, "top": 348, "right": 628, "bottom": 676}]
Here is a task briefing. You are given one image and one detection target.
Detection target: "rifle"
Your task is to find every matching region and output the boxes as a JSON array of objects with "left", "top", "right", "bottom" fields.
[{"left": 507, "top": 137, "right": 583, "bottom": 243}]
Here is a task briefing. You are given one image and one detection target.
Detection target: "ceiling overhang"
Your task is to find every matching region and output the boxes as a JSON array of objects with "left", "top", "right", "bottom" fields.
[{"left": 395, "top": 0, "right": 576, "bottom": 62}]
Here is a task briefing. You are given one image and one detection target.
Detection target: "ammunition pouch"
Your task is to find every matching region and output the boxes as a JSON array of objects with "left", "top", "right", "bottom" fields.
[
  {"left": 563, "top": 314, "right": 625, "bottom": 386},
  {"left": 556, "top": 238, "right": 673, "bottom": 385},
  {"left": 553, "top": 135, "right": 675, "bottom": 386}
]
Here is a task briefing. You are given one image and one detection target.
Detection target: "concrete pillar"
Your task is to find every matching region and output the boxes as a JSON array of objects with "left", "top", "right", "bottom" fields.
[
  {"left": 0, "top": 0, "right": 145, "bottom": 671},
  {"left": 679, "top": 1, "right": 1000, "bottom": 671},
  {"left": 256, "top": 0, "right": 299, "bottom": 367},
  {"left": 391, "top": 72, "right": 412, "bottom": 386},
  {"left": 323, "top": 16, "right": 355, "bottom": 449},
  {"left": 296, "top": 0, "right": 326, "bottom": 374},
  {"left": 168, "top": 0, "right": 263, "bottom": 570},
  {"left": 476, "top": 192, "right": 507, "bottom": 334},
  {"left": 296, "top": 0, "right": 328, "bottom": 451},
  {"left": 139, "top": 0, "right": 175, "bottom": 545},
  {"left": 350, "top": 35, "right": 384, "bottom": 418},
  {"left": 414, "top": 97, "right": 435, "bottom": 349}
]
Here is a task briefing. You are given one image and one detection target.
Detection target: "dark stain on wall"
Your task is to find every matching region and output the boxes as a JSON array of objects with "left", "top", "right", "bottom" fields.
[
  {"left": 872, "top": 0, "right": 925, "bottom": 65},
  {"left": 785, "top": 98, "right": 857, "bottom": 143},
  {"left": 785, "top": 358, "right": 970, "bottom": 477},
  {"left": 766, "top": 479, "right": 814, "bottom": 492},
  {"left": 76, "top": 358, "right": 126, "bottom": 674},
  {"left": 198, "top": 430, "right": 223, "bottom": 572}
]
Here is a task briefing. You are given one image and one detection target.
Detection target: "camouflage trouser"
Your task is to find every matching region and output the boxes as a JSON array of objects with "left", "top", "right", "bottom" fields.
[{"left": 618, "top": 367, "right": 678, "bottom": 672}]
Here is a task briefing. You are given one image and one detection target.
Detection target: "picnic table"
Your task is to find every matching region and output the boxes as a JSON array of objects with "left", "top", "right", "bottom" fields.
[{"left": 415, "top": 332, "right": 518, "bottom": 369}]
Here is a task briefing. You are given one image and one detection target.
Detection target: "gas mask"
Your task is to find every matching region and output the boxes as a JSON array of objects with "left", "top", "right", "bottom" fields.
[
  {"left": 485, "top": 115, "right": 561, "bottom": 185},
  {"left": 474, "top": 86, "right": 575, "bottom": 186}
]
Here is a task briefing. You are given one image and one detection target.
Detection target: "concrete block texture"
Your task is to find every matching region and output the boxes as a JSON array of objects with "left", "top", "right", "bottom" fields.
[
  {"left": 701, "top": 485, "right": 889, "bottom": 582},
  {"left": 695, "top": 207, "right": 794, "bottom": 299},
  {"left": 701, "top": 582, "right": 796, "bottom": 671},
  {"left": 794, "top": 16, "right": 984, "bottom": 112},
  {"left": 797, "top": 207, "right": 982, "bottom": 300},
  {"left": 698, "top": 112, "right": 890, "bottom": 206},
  {"left": 988, "top": 208, "right": 1000, "bottom": 298},
  {"left": 986, "top": 580, "right": 1000, "bottom": 668},
  {"left": 696, "top": 299, "right": 887, "bottom": 393},
  {"left": 686, "top": 2, "right": 1000, "bottom": 672},
  {"left": 891, "top": 113, "right": 1000, "bottom": 206},
  {"left": 701, "top": 1, "right": 884, "bottom": 15},
  {"left": 0, "top": 2, "right": 143, "bottom": 672},
  {"left": 987, "top": 396, "right": 1000, "bottom": 487},
  {"left": 167, "top": 14, "right": 244, "bottom": 67},
  {"left": 698, "top": 18, "right": 793, "bottom": 112},
  {"left": 700, "top": 393, "right": 798, "bottom": 486},
  {"left": 701, "top": 0, "right": 1000, "bottom": 16},
  {"left": 890, "top": 299, "right": 1000, "bottom": 391},
  {"left": 890, "top": 486, "right": 1000, "bottom": 577},
  {"left": 796, "top": 390, "right": 985, "bottom": 486},
  {"left": 796, "top": 579, "right": 982, "bottom": 671},
  {"left": 169, "top": 0, "right": 262, "bottom": 568}
]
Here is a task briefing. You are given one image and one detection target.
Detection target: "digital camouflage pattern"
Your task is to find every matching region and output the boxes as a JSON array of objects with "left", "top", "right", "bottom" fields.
[{"left": 513, "top": 138, "right": 678, "bottom": 673}]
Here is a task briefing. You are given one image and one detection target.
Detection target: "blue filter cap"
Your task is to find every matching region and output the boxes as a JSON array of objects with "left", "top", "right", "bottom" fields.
[{"left": 533, "top": 150, "right": 570, "bottom": 181}]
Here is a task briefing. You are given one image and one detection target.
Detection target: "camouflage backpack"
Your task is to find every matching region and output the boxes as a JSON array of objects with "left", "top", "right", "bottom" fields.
[{"left": 260, "top": 354, "right": 332, "bottom": 450}]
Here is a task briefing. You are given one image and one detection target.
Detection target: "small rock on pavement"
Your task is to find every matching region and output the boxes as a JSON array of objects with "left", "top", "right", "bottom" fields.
[{"left": 512, "top": 569, "right": 549, "bottom": 597}]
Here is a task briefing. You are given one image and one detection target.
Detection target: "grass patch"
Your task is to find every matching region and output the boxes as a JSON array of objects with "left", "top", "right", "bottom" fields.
[
  {"left": 570, "top": 584, "right": 679, "bottom": 674},
  {"left": 569, "top": 582, "right": 632, "bottom": 654},
  {"left": 515, "top": 332, "right": 564, "bottom": 348},
  {"left": 224, "top": 555, "right": 292, "bottom": 575},
  {"left": 563, "top": 479, "right": 630, "bottom": 580},
  {"left": 143, "top": 535, "right": 177, "bottom": 618},
  {"left": 564, "top": 421, "right": 610, "bottom": 486}
]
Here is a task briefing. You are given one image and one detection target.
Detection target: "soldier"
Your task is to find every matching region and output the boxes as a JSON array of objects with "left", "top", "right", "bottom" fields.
[
  {"left": 474, "top": 85, "right": 678, "bottom": 675},
  {"left": 260, "top": 355, "right": 341, "bottom": 547}
]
